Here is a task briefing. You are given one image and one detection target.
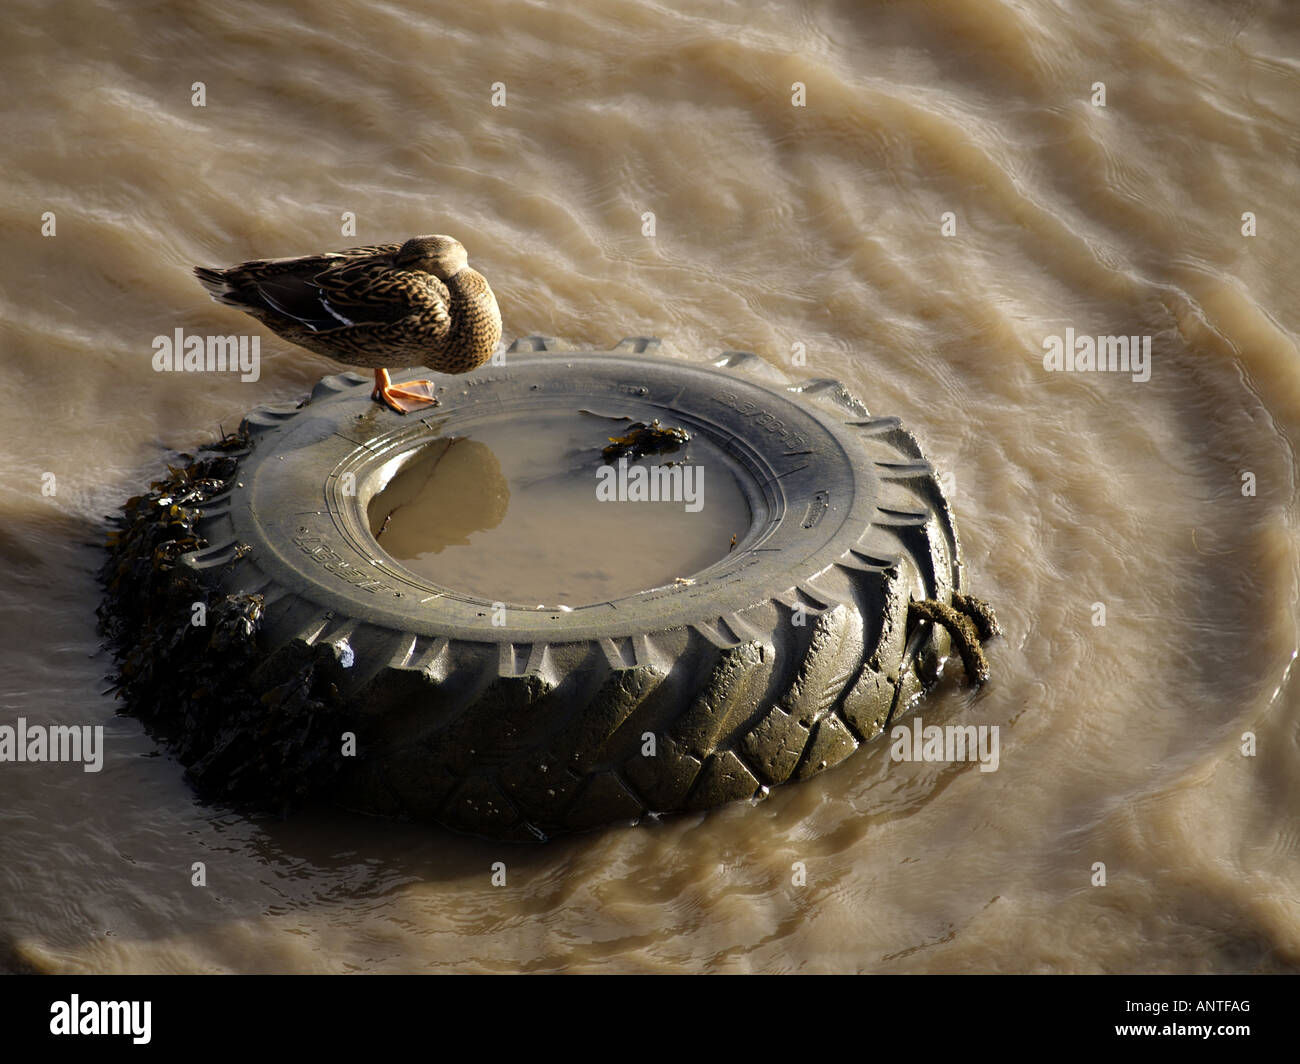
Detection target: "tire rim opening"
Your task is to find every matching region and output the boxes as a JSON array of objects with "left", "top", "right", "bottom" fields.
[{"left": 364, "top": 409, "right": 753, "bottom": 606}]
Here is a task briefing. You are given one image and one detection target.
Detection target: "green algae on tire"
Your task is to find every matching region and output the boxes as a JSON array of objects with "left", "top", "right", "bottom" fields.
[{"left": 99, "top": 337, "right": 997, "bottom": 840}]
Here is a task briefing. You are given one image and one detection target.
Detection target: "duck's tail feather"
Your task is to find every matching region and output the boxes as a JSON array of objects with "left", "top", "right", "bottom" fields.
[
  {"left": 193, "top": 265, "right": 257, "bottom": 308},
  {"left": 194, "top": 265, "right": 346, "bottom": 333}
]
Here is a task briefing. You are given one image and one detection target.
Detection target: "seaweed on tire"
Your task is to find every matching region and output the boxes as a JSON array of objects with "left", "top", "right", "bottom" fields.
[{"left": 98, "top": 431, "right": 352, "bottom": 810}]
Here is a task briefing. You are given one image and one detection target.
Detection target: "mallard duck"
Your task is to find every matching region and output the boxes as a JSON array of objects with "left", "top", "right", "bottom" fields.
[{"left": 194, "top": 235, "right": 502, "bottom": 412}]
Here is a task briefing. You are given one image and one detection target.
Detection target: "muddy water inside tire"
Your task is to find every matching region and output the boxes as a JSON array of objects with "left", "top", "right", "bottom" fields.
[
  {"left": 365, "top": 409, "right": 753, "bottom": 606},
  {"left": 166, "top": 338, "right": 971, "bottom": 840}
]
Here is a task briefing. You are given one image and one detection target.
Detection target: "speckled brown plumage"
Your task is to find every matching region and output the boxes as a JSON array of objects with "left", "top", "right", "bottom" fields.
[{"left": 194, "top": 235, "right": 502, "bottom": 411}]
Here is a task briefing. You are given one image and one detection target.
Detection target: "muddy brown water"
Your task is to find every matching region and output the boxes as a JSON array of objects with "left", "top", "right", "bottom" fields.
[
  {"left": 368, "top": 411, "right": 750, "bottom": 605},
  {"left": 2, "top": 0, "right": 1299, "bottom": 973}
]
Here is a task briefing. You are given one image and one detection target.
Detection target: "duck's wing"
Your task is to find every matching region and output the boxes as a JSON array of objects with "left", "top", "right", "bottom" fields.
[
  {"left": 311, "top": 258, "right": 452, "bottom": 332},
  {"left": 199, "top": 248, "right": 450, "bottom": 335}
]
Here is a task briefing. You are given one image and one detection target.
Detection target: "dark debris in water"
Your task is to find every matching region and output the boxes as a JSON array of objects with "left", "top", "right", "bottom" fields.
[
  {"left": 600, "top": 418, "right": 690, "bottom": 463},
  {"left": 97, "top": 428, "right": 350, "bottom": 810},
  {"left": 577, "top": 408, "right": 632, "bottom": 423}
]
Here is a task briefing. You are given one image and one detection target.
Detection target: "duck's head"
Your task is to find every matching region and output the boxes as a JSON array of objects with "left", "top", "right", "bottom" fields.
[{"left": 395, "top": 235, "right": 469, "bottom": 280}]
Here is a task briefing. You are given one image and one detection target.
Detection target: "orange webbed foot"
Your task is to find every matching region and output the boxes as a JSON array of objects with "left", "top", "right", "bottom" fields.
[{"left": 371, "top": 369, "right": 440, "bottom": 414}]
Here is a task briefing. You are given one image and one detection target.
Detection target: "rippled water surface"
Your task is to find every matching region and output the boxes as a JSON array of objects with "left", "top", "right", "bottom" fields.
[{"left": 2, "top": 0, "right": 1299, "bottom": 972}]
